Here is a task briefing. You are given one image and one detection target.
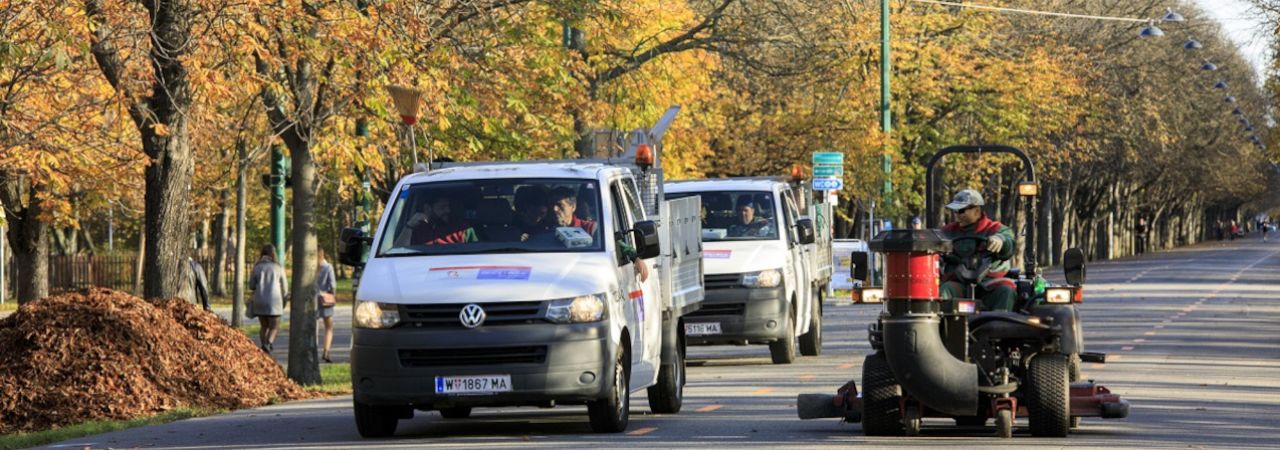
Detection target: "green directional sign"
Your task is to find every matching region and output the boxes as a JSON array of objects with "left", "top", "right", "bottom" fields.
[
  {"left": 813, "top": 165, "right": 843, "bottom": 177},
  {"left": 812, "top": 152, "right": 844, "bottom": 165}
]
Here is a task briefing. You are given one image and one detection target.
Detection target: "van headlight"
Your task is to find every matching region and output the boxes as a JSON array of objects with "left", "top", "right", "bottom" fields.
[
  {"left": 546, "top": 293, "right": 607, "bottom": 323},
  {"left": 354, "top": 300, "right": 400, "bottom": 329},
  {"left": 741, "top": 269, "right": 782, "bottom": 288}
]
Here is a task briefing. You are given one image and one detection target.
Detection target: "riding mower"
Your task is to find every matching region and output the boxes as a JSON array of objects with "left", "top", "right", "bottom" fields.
[{"left": 796, "top": 145, "right": 1128, "bottom": 438}]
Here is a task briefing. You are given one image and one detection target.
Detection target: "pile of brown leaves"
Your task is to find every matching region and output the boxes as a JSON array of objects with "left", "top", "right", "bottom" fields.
[{"left": 0, "top": 288, "right": 308, "bottom": 434}]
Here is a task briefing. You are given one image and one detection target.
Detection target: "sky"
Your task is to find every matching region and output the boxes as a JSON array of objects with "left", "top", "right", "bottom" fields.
[{"left": 1194, "top": 0, "right": 1271, "bottom": 82}]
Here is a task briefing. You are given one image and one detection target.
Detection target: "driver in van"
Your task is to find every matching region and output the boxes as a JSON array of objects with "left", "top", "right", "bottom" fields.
[
  {"left": 939, "top": 189, "right": 1018, "bottom": 311},
  {"left": 395, "top": 194, "right": 477, "bottom": 246},
  {"left": 548, "top": 187, "right": 597, "bottom": 235},
  {"left": 727, "top": 197, "right": 770, "bottom": 237}
]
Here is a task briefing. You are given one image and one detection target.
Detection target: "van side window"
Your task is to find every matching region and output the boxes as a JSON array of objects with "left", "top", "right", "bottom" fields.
[
  {"left": 781, "top": 190, "right": 801, "bottom": 245},
  {"left": 610, "top": 182, "right": 634, "bottom": 266}
]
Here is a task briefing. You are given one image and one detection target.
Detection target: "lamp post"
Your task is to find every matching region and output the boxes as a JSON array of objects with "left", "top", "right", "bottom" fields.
[{"left": 881, "top": 0, "right": 893, "bottom": 209}]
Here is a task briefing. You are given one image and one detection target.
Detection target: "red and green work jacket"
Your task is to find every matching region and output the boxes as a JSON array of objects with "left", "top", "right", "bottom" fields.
[{"left": 941, "top": 215, "right": 1017, "bottom": 283}]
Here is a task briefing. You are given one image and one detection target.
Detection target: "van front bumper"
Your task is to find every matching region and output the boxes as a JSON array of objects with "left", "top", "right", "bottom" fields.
[
  {"left": 351, "top": 322, "right": 613, "bottom": 409},
  {"left": 684, "top": 285, "right": 787, "bottom": 345}
]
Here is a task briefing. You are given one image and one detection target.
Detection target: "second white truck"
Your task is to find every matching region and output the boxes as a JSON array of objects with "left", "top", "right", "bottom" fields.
[{"left": 665, "top": 177, "right": 833, "bottom": 364}]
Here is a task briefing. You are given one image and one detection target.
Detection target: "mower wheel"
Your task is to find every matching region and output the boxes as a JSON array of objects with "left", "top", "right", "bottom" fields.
[
  {"left": 1028, "top": 353, "right": 1071, "bottom": 437},
  {"left": 995, "top": 408, "right": 1013, "bottom": 438},
  {"left": 861, "top": 352, "right": 905, "bottom": 436}
]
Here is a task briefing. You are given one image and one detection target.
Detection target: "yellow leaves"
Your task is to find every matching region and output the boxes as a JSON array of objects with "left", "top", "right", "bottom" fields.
[{"left": 151, "top": 123, "right": 171, "bottom": 137}]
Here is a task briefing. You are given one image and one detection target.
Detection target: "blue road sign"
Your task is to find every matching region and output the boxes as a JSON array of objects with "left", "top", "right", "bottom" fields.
[{"left": 812, "top": 177, "right": 844, "bottom": 191}]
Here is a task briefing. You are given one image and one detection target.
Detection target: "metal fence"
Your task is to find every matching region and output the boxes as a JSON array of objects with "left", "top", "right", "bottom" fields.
[{"left": 40, "top": 252, "right": 251, "bottom": 296}]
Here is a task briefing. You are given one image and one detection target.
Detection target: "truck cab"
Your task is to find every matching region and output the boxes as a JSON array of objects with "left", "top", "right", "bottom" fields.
[
  {"left": 664, "top": 178, "right": 832, "bottom": 364},
  {"left": 339, "top": 108, "right": 702, "bottom": 437}
]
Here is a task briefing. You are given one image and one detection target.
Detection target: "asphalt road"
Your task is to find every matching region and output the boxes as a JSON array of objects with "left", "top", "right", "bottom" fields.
[{"left": 41, "top": 236, "right": 1280, "bottom": 449}]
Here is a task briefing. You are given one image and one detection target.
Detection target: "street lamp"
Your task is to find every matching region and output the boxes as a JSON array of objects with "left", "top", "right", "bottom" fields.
[
  {"left": 1140, "top": 20, "right": 1164, "bottom": 37},
  {"left": 1161, "top": 8, "right": 1186, "bottom": 22},
  {"left": 1214, "top": 80, "right": 1228, "bottom": 89},
  {"left": 1183, "top": 39, "right": 1203, "bottom": 49},
  {"left": 1201, "top": 61, "right": 1218, "bottom": 71}
]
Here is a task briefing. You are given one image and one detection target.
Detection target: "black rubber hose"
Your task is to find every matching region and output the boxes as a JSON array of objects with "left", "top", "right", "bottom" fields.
[{"left": 881, "top": 314, "right": 979, "bottom": 416}]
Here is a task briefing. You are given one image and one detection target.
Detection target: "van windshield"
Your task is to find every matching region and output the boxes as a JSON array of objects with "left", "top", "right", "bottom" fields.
[
  {"left": 377, "top": 178, "right": 605, "bottom": 257},
  {"left": 666, "top": 190, "right": 778, "bottom": 241}
]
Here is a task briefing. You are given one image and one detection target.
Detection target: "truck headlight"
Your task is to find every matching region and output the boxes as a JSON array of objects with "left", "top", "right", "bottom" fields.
[
  {"left": 546, "top": 293, "right": 606, "bottom": 323},
  {"left": 741, "top": 269, "right": 782, "bottom": 288},
  {"left": 1044, "top": 288, "right": 1073, "bottom": 304},
  {"left": 354, "top": 300, "right": 400, "bottom": 329}
]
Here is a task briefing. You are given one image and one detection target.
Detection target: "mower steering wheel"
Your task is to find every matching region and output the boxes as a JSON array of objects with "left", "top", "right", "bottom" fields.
[{"left": 947, "top": 236, "right": 995, "bottom": 284}]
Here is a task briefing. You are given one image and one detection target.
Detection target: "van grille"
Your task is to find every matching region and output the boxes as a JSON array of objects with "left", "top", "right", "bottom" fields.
[
  {"left": 688, "top": 303, "right": 745, "bottom": 317},
  {"left": 398, "top": 301, "right": 544, "bottom": 328},
  {"left": 703, "top": 273, "right": 742, "bottom": 290},
  {"left": 398, "top": 346, "right": 548, "bottom": 367}
]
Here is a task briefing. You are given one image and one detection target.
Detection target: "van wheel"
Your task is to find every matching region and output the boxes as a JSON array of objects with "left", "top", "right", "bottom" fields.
[
  {"left": 769, "top": 303, "right": 798, "bottom": 364},
  {"left": 354, "top": 401, "right": 402, "bottom": 438},
  {"left": 439, "top": 407, "right": 471, "bottom": 419},
  {"left": 799, "top": 289, "right": 823, "bottom": 356},
  {"left": 648, "top": 323, "right": 685, "bottom": 414},
  {"left": 588, "top": 345, "right": 630, "bottom": 432}
]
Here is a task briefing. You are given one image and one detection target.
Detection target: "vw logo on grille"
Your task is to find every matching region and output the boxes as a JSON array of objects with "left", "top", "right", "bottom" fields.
[{"left": 459, "top": 304, "right": 486, "bottom": 329}]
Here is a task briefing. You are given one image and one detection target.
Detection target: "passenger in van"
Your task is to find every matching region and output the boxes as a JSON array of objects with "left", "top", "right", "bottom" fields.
[
  {"left": 395, "top": 194, "right": 477, "bottom": 246},
  {"left": 513, "top": 186, "right": 552, "bottom": 241},
  {"left": 727, "top": 197, "right": 770, "bottom": 237},
  {"left": 548, "top": 187, "right": 597, "bottom": 235}
]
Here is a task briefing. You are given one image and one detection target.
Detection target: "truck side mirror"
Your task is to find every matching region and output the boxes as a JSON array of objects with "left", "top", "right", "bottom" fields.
[
  {"left": 339, "top": 227, "right": 372, "bottom": 267},
  {"left": 632, "top": 220, "right": 661, "bottom": 259},
  {"left": 795, "top": 218, "right": 816, "bottom": 245},
  {"left": 850, "top": 251, "right": 869, "bottom": 282},
  {"left": 1063, "top": 247, "right": 1086, "bottom": 286}
]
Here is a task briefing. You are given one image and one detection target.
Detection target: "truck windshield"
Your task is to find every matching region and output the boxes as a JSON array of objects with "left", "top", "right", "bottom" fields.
[
  {"left": 377, "top": 178, "right": 605, "bottom": 256},
  {"left": 667, "top": 190, "right": 778, "bottom": 241}
]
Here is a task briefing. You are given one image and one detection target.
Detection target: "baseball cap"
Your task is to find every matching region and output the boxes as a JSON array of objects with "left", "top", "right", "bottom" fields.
[{"left": 946, "top": 189, "right": 985, "bottom": 211}]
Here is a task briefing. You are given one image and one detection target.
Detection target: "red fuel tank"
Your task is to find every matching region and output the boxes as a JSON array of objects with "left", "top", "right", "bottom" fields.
[{"left": 869, "top": 230, "right": 952, "bottom": 301}]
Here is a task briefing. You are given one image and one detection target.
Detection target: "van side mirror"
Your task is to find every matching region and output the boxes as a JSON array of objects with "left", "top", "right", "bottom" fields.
[
  {"left": 632, "top": 220, "right": 661, "bottom": 259},
  {"left": 850, "top": 251, "right": 869, "bottom": 282},
  {"left": 1063, "top": 248, "right": 1086, "bottom": 285},
  {"left": 339, "top": 227, "right": 372, "bottom": 267},
  {"left": 795, "top": 218, "right": 816, "bottom": 245}
]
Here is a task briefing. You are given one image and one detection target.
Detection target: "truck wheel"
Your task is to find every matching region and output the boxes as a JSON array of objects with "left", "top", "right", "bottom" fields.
[
  {"left": 861, "top": 352, "right": 905, "bottom": 436},
  {"left": 354, "top": 401, "right": 402, "bottom": 438},
  {"left": 769, "top": 303, "right": 798, "bottom": 364},
  {"left": 648, "top": 329, "right": 685, "bottom": 414},
  {"left": 799, "top": 289, "right": 823, "bottom": 356},
  {"left": 439, "top": 407, "right": 471, "bottom": 419},
  {"left": 588, "top": 345, "right": 630, "bottom": 433},
  {"left": 1028, "top": 354, "right": 1070, "bottom": 437}
]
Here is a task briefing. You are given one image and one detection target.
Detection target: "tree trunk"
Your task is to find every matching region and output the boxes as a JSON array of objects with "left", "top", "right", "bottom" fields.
[
  {"left": 287, "top": 139, "right": 321, "bottom": 385},
  {"left": 134, "top": 230, "right": 145, "bottom": 296},
  {"left": 211, "top": 189, "right": 229, "bottom": 297},
  {"left": 0, "top": 179, "right": 49, "bottom": 303},
  {"left": 232, "top": 144, "right": 248, "bottom": 328}
]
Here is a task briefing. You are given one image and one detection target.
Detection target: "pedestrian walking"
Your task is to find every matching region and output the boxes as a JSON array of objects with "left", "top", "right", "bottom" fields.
[
  {"left": 316, "top": 248, "right": 338, "bottom": 363},
  {"left": 248, "top": 244, "right": 288, "bottom": 353},
  {"left": 1135, "top": 217, "right": 1149, "bottom": 255}
]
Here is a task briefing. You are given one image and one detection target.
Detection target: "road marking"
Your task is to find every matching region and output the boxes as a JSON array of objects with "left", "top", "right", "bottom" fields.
[
  {"left": 838, "top": 363, "right": 854, "bottom": 370},
  {"left": 1110, "top": 355, "right": 1123, "bottom": 361},
  {"left": 628, "top": 427, "right": 658, "bottom": 436},
  {"left": 1122, "top": 346, "right": 1135, "bottom": 351},
  {"left": 1162, "top": 319, "right": 1172, "bottom": 323},
  {"left": 1134, "top": 339, "right": 1146, "bottom": 343},
  {"left": 800, "top": 374, "right": 816, "bottom": 381},
  {"left": 1090, "top": 363, "right": 1105, "bottom": 369},
  {"left": 696, "top": 404, "right": 722, "bottom": 412},
  {"left": 1144, "top": 331, "right": 1157, "bottom": 335},
  {"left": 752, "top": 388, "right": 774, "bottom": 395}
]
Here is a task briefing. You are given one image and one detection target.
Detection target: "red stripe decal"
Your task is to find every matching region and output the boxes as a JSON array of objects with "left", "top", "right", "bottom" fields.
[
  {"left": 429, "top": 265, "right": 530, "bottom": 271},
  {"left": 628, "top": 290, "right": 644, "bottom": 300}
]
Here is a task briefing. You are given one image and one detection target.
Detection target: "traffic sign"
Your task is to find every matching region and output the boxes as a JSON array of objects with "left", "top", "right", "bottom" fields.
[
  {"left": 812, "top": 152, "right": 844, "bottom": 165},
  {"left": 813, "top": 165, "right": 843, "bottom": 177},
  {"left": 812, "top": 177, "right": 844, "bottom": 191}
]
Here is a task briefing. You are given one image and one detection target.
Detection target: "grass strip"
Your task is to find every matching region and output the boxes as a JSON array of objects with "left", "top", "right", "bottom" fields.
[{"left": 0, "top": 408, "right": 218, "bottom": 450}]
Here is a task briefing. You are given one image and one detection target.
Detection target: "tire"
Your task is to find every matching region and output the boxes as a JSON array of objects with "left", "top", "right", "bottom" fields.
[
  {"left": 861, "top": 352, "right": 905, "bottom": 436},
  {"left": 439, "top": 406, "right": 471, "bottom": 419},
  {"left": 588, "top": 345, "right": 630, "bottom": 433},
  {"left": 799, "top": 289, "right": 823, "bottom": 356},
  {"left": 1028, "top": 354, "right": 1071, "bottom": 437},
  {"left": 648, "top": 326, "right": 685, "bottom": 414},
  {"left": 995, "top": 408, "right": 1013, "bottom": 438},
  {"left": 353, "top": 401, "right": 401, "bottom": 438},
  {"left": 769, "top": 302, "right": 798, "bottom": 364},
  {"left": 1069, "top": 354, "right": 1082, "bottom": 429}
]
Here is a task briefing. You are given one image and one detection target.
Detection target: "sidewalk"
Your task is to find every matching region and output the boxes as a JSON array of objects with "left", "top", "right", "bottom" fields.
[{"left": 214, "top": 304, "right": 353, "bottom": 366}]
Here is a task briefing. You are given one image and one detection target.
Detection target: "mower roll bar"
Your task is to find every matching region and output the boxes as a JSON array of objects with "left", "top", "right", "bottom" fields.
[{"left": 924, "top": 145, "right": 1038, "bottom": 279}]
